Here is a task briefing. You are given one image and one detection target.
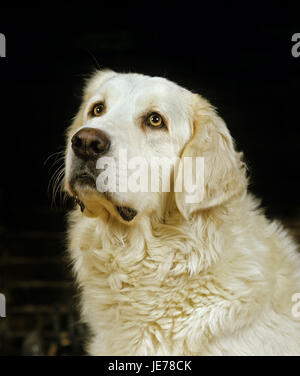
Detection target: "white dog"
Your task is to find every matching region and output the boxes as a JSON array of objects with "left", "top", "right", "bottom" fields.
[{"left": 64, "top": 70, "right": 300, "bottom": 355}]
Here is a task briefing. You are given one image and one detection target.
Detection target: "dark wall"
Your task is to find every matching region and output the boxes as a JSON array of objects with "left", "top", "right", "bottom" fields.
[{"left": 1, "top": 6, "right": 300, "bottom": 223}]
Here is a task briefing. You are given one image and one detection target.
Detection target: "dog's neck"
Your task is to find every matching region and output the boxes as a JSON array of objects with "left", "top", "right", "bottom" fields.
[{"left": 85, "top": 193, "right": 249, "bottom": 275}]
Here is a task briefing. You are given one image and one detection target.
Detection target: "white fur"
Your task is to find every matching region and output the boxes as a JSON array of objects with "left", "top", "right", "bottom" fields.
[{"left": 65, "top": 70, "right": 300, "bottom": 355}]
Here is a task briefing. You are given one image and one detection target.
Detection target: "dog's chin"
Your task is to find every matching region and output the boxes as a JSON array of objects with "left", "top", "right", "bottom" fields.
[
  {"left": 69, "top": 178, "right": 138, "bottom": 223},
  {"left": 115, "top": 205, "right": 137, "bottom": 222}
]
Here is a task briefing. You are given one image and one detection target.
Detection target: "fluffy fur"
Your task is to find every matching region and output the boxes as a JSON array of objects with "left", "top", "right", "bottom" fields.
[{"left": 65, "top": 70, "right": 300, "bottom": 355}]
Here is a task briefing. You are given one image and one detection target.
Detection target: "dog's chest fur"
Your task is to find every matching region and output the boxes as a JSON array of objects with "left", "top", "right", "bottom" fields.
[{"left": 67, "top": 205, "right": 274, "bottom": 355}]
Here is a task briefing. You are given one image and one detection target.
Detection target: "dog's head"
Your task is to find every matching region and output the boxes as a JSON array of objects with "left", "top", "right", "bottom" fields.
[{"left": 65, "top": 70, "right": 247, "bottom": 223}]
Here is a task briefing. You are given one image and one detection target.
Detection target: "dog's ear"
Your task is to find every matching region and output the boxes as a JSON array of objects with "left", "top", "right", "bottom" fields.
[{"left": 175, "top": 94, "right": 247, "bottom": 219}]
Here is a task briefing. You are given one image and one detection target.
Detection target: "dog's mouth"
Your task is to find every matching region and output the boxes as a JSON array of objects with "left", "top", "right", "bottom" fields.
[
  {"left": 74, "top": 196, "right": 86, "bottom": 213},
  {"left": 74, "top": 195, "right": 137, "bottom": 222},
  {"left": 70, "top": 165, "right": 138, "bottom": 222},
  {"left": 116, "top": 206, "right": 137, "bottom": 222},
  {"left": 72, "top": 183, "right": 137, "bottom": 222}
]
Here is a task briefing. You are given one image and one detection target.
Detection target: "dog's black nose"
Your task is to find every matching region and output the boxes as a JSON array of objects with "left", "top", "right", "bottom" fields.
[{"left": 71, "top": 128, "right": 110, "bottom": 160}]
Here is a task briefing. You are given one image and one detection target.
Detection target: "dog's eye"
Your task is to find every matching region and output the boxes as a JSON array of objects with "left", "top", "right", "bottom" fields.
[
  {"left": 146, "top": 113, "right": 165, "bottom": 128},
  {"left": 91, "top": 103, "right": 105, "bottom": 117}
]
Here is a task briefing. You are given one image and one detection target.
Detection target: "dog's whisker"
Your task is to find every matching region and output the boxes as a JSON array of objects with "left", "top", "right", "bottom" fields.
[
  {"left": 44, "top": 150, "right": 65, "bottom": 166},
  {"left": 51, "top": 168, "right": 65, "bottom": 207},
  {"left": 48, "top": 163, "right": 65, "bottom": 208},
  {"left": 47, "top": 156, "right": 66, "bottom": 178},
  {"left": 48, "top": 156, "right": 65, "bottom": 171},
  {"left": 48, "top": 164, "right": 64, "bottom": 195},
  {"left": 45, "top": 148, "right": 67, "bottom": 208}
]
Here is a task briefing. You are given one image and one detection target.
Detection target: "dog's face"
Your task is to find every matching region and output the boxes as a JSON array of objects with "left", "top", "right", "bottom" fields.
[{"left": 65, "top": 70, "right": 247, "bottom": 223}]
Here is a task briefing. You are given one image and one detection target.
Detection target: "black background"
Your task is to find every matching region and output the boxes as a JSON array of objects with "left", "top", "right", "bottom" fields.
[
  {"left": 1, "top": 5, "right": 300, "bottom": 223},
  {"left": 0, "top": 4, "right": 300, "bottom": 355}
]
